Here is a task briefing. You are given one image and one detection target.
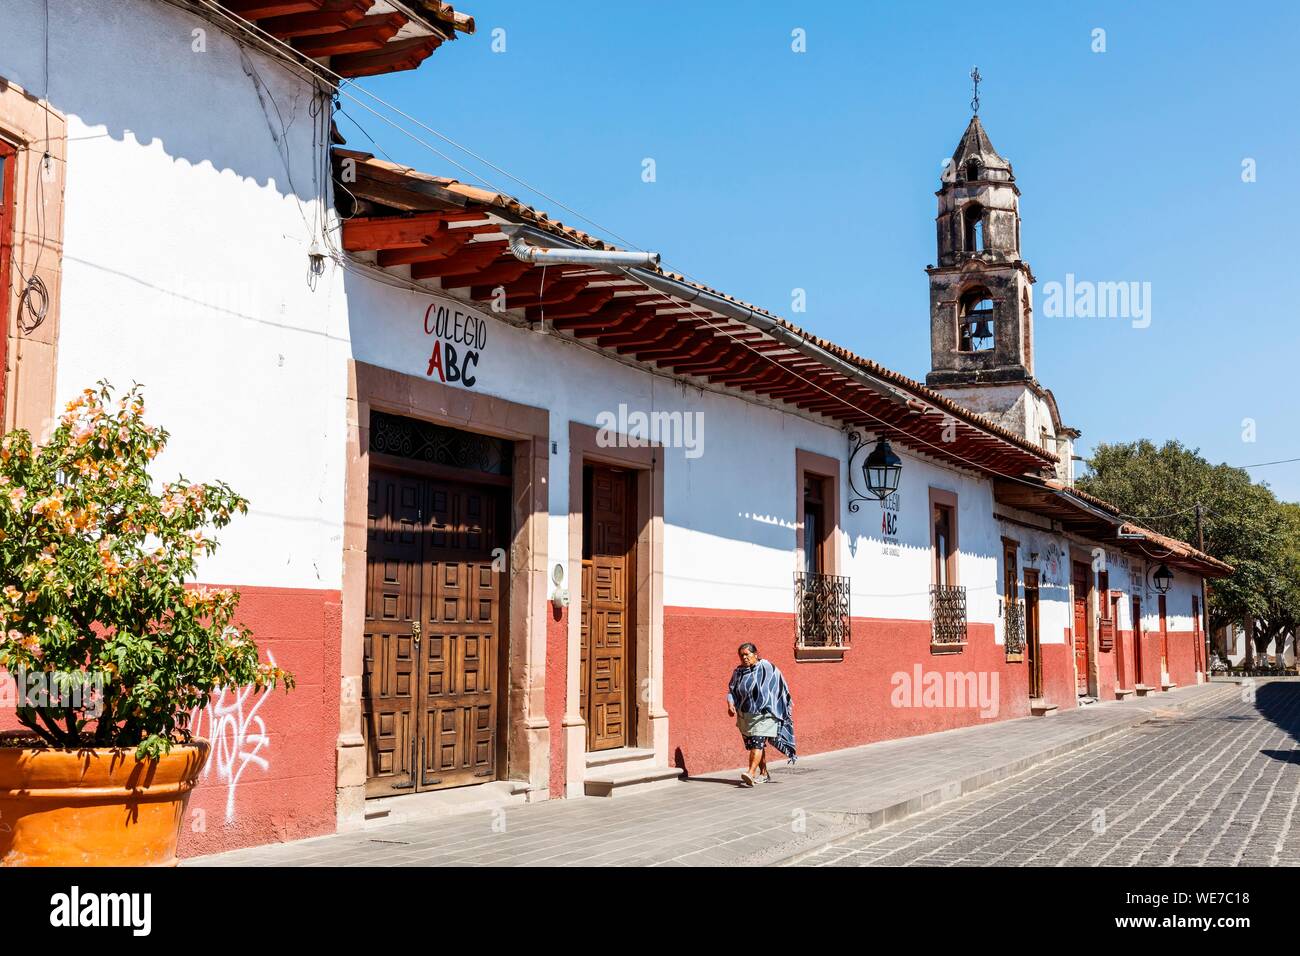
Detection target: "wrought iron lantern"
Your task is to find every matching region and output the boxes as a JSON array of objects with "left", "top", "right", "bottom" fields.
[
  {"left": 847, "top": 429, "right": 904, "bottom": 512},
  {"left": 1152, "top": 563, "right": 1173, "bottom": 594},
  {"left": 863, "top": 437, "right": 902, "bottom": 500}
]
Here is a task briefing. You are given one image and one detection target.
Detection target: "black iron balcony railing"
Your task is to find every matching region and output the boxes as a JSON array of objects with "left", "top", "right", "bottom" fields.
[
  {"left": 930, "top": 583, "right": 968, "bottom": 646},
  {"left": 795, "top": 571, "right": 851, "bottom": 649},
  {"left": 1004, "top": 600, "right": 1026, "bottom": 657}
]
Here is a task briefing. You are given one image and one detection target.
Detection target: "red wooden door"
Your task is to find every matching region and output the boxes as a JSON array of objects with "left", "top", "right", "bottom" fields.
[
  {"left": 1025, "top": 570, "right": 1042, "bottom": 699},
  {"left": 581, "top": 466, "right": 633, "bottom": 752},
  {"left": 1072, "top": 562, "right": 1091, "bottom": 694},
  {"left": 1110, "top": 593, "right": 1124, "bottom": 686},
  {"left": 1192, "top": 596, "right": 1202, "bottom": 673},
  {"left": 1132, "top": 597, "right": 1144, "bottom": 686}
]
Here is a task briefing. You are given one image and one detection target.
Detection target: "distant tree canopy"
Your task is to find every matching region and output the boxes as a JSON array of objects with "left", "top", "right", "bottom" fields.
[{"left": 1078, "top": 439, "right": 1299, "bottom": 651}]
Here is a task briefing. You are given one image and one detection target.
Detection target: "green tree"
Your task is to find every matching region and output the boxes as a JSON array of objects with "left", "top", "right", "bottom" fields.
[
  {"left": 1078, "top": 439, "right": 1292, "bottom": 636},
  {"left": 1254, "top": 501, "right": 1300, "bottom": 661},
  {"left": 0, "top": 382, "right": 292, "bottom": 758}
]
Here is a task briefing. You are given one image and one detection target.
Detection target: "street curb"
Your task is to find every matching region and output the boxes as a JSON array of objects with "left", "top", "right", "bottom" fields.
[{"left": 737, "top": 683, "right": 1237, "bottom": 867}]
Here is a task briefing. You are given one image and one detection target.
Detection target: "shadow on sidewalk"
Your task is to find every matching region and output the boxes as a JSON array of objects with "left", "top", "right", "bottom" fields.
[
  {"left": 681, "top": 775, "right": 748, "bottom": 787},
  {"left": 1252, "top": 680, "right": 1300, "bottom": 748}
]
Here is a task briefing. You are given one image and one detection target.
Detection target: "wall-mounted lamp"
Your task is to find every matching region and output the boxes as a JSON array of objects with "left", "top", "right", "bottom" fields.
[
  {"left": 847, "top": 429, "right": 903, "bottom": 512},
  {"left": 551, "top": 563, "right": 570, "bottom": 610}
]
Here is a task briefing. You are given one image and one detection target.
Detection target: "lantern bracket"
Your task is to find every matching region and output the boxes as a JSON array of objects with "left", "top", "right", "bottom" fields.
[{"left": 847, "top": 428, "right": 887, "bottom": 513}]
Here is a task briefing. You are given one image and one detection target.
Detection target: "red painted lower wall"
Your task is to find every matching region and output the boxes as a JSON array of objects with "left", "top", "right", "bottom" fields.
[
  {"left": 1166, "top": 629, "right": 1202, "bottom": 687},
  {"left": 1111, "top": 626, "right": 1203, "bottom": 692},
  {"left": 664, "top": 606, "right": 1076, "bottom": 777},
  {"left": 0, "top": 584, "right": 342, "bottom": 858},
  {"left": 178, "top": 585, "right": 341, "bottom": 857},
  {"left": 1096, "top": 637, "right": 1119, "bottom": 700}
]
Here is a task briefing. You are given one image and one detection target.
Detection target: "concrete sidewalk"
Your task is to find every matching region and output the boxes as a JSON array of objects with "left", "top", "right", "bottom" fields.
[{"left": 188, "top": 681, "right": 1235, "bottom": 867}]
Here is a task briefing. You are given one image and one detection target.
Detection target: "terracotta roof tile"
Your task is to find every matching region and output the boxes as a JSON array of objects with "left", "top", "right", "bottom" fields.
[{"left": 340, "top": 153, "right": 1059, "bottom": 464}]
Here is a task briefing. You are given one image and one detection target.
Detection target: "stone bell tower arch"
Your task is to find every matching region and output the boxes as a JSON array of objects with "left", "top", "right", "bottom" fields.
[{"left": 923, "top": 90, "right": 1079, "bottom": 483}]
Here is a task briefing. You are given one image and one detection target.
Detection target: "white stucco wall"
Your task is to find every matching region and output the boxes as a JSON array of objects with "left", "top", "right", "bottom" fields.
[{"left": 3, "top": 0, "right": 350, "bottom": 590}]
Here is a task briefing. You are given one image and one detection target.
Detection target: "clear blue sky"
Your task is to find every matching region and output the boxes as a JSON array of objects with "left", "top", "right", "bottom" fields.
[{"left": 340, "top": 1, "right": 1300, "bottom": 502}]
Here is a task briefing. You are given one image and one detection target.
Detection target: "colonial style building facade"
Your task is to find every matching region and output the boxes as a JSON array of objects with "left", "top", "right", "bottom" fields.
[{"left": 0, "top": 0, "right": 1229, "bottom": 857}]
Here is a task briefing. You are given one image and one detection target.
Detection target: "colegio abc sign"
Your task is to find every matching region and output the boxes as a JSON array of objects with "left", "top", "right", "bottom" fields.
[{"left": 423, "top": 300, "right": 487, "bottom": 388}]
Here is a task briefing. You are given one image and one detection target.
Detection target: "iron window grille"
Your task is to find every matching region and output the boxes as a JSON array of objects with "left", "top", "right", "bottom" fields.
[
  {"left": 931, "top": 584, "right": 968, "bottom": 646},
  {"left": 1004, "top": 600, "right": 1026, "bottom": 657},
  {"left": 795, "top": 571, "right": 851, "bottom": 649}
]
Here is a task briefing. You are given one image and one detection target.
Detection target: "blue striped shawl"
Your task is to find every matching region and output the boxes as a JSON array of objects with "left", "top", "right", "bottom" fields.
[{"left": 728, "top": 659, "right": 797, "bottom": 763}]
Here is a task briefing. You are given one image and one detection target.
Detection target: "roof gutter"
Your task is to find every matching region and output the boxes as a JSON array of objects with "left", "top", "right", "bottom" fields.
[{"left": 502, "top": 225, "right": 660, "bottom": 268}]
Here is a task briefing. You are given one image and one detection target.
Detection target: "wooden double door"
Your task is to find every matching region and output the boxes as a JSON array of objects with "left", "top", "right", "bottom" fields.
[
  {"left": 1024, "top": 569, "right": 1042, "bottom": 699},
  {"left": 580, "top": 466, "right": 636, "bottom": 752},
  {"left": 1072, "top": 562, "right": 1091, "bottom": 695},
  {"left": 364, "top": 466, "right": 507, "bottom": 796}
]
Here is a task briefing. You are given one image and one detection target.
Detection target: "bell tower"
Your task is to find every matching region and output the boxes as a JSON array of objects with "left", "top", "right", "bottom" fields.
[
  {"left": 924, "top": 72, "right": 1079, "bottom": 483},
  {"left": 925, "top": 109, "right": 1034, "bottom": 388}
]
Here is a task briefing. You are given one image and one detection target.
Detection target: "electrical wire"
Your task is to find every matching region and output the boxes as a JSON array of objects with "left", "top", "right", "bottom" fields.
[
  {"left": 9, "top": 0, "right": 53, "bottom": 334},
  {"left": 1237, "top": 456, "right": 1300, "bottom": 469}
]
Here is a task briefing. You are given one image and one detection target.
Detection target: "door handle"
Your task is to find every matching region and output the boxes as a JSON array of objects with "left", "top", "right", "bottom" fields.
[{"left": 411, "top": 620, "right": 422, "bottom": 646}]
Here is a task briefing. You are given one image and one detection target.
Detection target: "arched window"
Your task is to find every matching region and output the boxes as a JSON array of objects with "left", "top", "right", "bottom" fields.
[
  {"left": 965, "top": 158, "right": 981, "bottom": 181},
  {"left": 959, "top": 289, "right": 995, "bottom": 352},
  {"left": 963, "top": 203, "right": 985, "bottom": 253}
]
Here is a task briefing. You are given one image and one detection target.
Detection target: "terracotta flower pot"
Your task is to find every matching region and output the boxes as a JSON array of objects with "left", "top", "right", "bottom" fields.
[{"left": 0, "top": 736, "right": 209, "bottom": 867}]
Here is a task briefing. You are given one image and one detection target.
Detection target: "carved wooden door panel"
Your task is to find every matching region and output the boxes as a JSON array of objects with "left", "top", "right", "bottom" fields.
[
  {"left": 363, "top": 469, "right": 424, "bottom": 797},
  {"left": 419, "top": 479, "right": 503, "bottom": 790},
  {"left": 1025, "top": 569, "right": 1042, "bottom": 699},
  {"left": 1072, "top": 562, "right": 1091, "bottom": 694},
  {"left": 581, "top": 467, "right": 632, "bottom": 752},
  {"left": 365, "top": 469, "right": 505, "bottom": 795}
]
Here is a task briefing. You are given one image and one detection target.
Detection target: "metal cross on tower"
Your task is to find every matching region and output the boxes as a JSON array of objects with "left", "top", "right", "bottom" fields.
[{"left": 970, "top": 66, "right": 982, "bottom": 113}]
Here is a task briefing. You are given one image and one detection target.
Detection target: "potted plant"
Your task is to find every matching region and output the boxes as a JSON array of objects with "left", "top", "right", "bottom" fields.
[{"left": 0, "top": 382, "right": 291, "bottom": 866}]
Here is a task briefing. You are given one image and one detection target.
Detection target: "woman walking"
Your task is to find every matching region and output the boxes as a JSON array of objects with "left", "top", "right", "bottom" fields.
[{"left": 726, "top": 643, "right": 796, "bottom": 787}]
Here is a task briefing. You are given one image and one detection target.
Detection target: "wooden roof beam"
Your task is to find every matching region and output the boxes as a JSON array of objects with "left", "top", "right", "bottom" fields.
[
  {"left": 293, "top": 14, "right": 407, "bottom": 57},
  {"left": 588, "top": 313, "right": 659, "bottom": 346},
  {"left": 528, "top": 289, "right": 616, "bottom": 321},
  {"left": 257, "top": 1, "right": 370, "bottom": 38},
  {"left": 625, "top": 324, "right": 703, "bottom": 360},
  {"left": 482, "top": 278, "right": 587, "bottom": 309},
  {"left": 634, "top": 329, "right": 718, "bottom": 362},
  {"left": 333, "top": 35, "right": 443, "bottom": 78},
  {"left": 375, "top": 232, "right": 471, "bottom": 266},
  {"left": 223, "top": 1, "right": 320, "bottom": 18},
  {"left": 662, "top": 340, "right": 734, "bottom": 373},
  {"left": 342, "top": 213, "right": 455, "bottom": 251}
]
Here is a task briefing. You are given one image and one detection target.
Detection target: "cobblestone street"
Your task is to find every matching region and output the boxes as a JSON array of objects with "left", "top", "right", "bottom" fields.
[
  {"left": 186, "top": 681, "right": 1288, "bottom": 867},
  {"left": 796, "top": 680, "right": 1300, "bottom": 867}
]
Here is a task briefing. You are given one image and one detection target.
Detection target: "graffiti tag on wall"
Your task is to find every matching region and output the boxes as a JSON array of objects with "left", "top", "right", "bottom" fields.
[{"left": 188, "top": 670, "right": 274, "bottom": 823}]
